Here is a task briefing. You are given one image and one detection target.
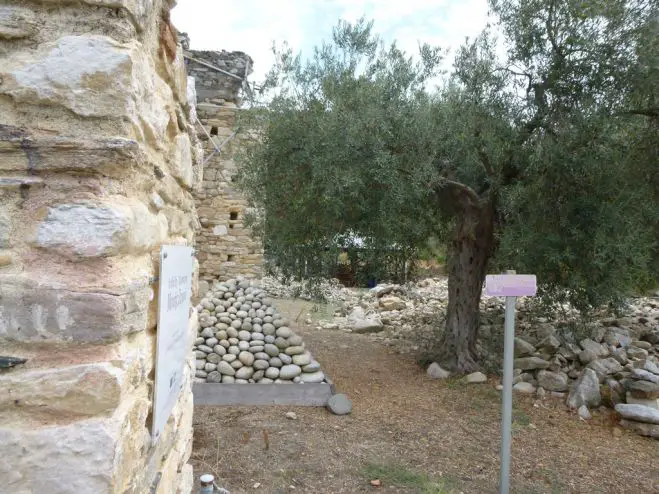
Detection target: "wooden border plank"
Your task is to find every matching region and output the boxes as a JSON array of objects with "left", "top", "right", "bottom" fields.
[{"left": 193, "top": 382, "right": 333, "bottom": 406}]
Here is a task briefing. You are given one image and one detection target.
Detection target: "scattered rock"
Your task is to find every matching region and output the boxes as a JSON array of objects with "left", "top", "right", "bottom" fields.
[
  {"left": 626, "top": 380, "right": 659, "bottom": 399},
  {"left": 618, "top": 419, "right": 659, "bottom": 439},
  {"left": 327, "top": 393, "right": 352, "bottom": 415},
  {"left": 615, "top": 404, "right": 659, "bottom": 424},
  {"left": 537, "top": 370, "right": 569, "bottom": 392},
  {"left": 465, "top": 372, "right": 487, "bottom": 384},
  {"left": 578, "top": 405, "right": 592, "bottom": 420},
  {"left": 567, "top": 368, "right": 602, "bottom": 409},
  {"left": 513, "top": 382, "right": 536, "bottom": 394},
  {"left": 514, "top": 337, "right": 536, "bottom": 357},
  {"left": 427, "top": 362, "right": 450, "bottom": 380},
  {"left": 379, "top": 296, "right": 406, "bottom": 311},
  {"left": 514, "top": 357, "right": 551, "bottom": 371},
  {"left": 285, "top": 411, "right": 297, "bottom": 420}
]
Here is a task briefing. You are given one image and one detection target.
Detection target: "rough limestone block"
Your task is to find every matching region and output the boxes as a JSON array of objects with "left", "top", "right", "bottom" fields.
[
  {"left": 0, "top": 276, "right": 150, "bottom": 341},
  {"left": 0, "top": 131, "right": 146, "bottom": 174},
  {"left": 171, "top": 134, "right": 193, "bottom": 187},
  {"left": 0, "top": 419, "right": 118, "bottom": 492},
  {"left": 0, "top": 6, "right": 37, "bottom": 39},
  {"left": 0, "top": 212, "right": 10, "bottom": 248},
  {"left": 35, "top": 202, "right": 167, "bottom": 259},
  {"left": 0, "top": 363, "right": 123, "bottom": 419},
  {"left": 0, "top": 35, "right": 172, "bottom": 143}
]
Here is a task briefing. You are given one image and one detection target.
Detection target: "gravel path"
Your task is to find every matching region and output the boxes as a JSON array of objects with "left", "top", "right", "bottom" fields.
[{"left": 191, "top": 298, "right": 659, "bottom": 494}]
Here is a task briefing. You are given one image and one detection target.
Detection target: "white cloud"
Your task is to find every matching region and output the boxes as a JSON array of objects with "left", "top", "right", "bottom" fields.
[{"left": 171, "top": 0, "right": 492, "bottom": 84}]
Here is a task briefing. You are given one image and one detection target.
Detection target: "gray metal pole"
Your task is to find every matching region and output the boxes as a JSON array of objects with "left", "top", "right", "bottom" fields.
[{"left": 499, "top": 294, "right": 517, "bottom": 494}]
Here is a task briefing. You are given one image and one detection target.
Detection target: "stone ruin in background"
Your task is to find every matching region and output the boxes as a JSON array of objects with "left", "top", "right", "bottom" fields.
[{"left": 180, "top": 33, "right": 264, "bottom": 291}]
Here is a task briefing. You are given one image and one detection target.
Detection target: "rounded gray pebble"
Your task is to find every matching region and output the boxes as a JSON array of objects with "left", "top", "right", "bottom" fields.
[
  {"left": 222, "top": 375, "right": 235, "bottom": 383},
  {"left": 253, "top": 370, "right": 265, "bottom": 380},
  {"left": 327, "top": 394, "right": 352, "bottom": 415},
  {"left": 279, "top": 364, "right": 302, "bottom": 380},
  {"left": 231, "top": 320, "right": 242, "bottom": 329},
  {"left": 208, "top": 371, "right": 222, "bottom": 383},
  {"left": 264, "top": 335, "right": 276, "bottom": 344},
  {"left": 218, "top": 361, "right": 235, "bottom": 376},
  {"left": 275, "top": 337, "right": 289, "bottom": 349},
  {"left": 220, "top": 339, "right": 231, "bottom": 348},
  {"left": 265, "top": 344, "right": 280, "bottom": 356},
  {"left": 269, "top": 357, "right": 283, "bottom": 368},
  {"left": 214, "top": 345, "right": 227, "bottom": 356},
  {"left": 249, "top": 346, "right": 265, "bottom": 353},
  {"left": 287, "top": 335, "right": 303, "bottom": 346},
  {"left": 285, "top": 345, "right": 305, "bottom": 356},
  {"left": 226, "top": 327, "right": 238, "bottom": 338},
  {"left": 204, "top": 363, "right": 217, "bottom": 372},
  {"left": 230, "top": 359, "right": 244, "bottom": 369},
  {"left": 195, "top": 360, "right": 206, "bottom": 370},
  {"left": 259, "top": 378, "right": 274, "bottom": 384},
  {"left": 238, "top": 341, "right": 250, "bottom": 351},
  {"left": 265, "top": 367, "right": 280, "bottom": 379},
  {"left": 254, "top": 360, "right": 270, "bottom": 370},
  {"left": 279, "top": 354, "right": 292, "bottom": 365},
  {"left": 236, "top": 367, "right": 254, "bottom": 380},
  {"left": 228, "top": 346, "right": 240, "bottom": 355},
  {"left": 222, "top": 354, "right": 237, "bottom": 363},
  {"left": 253, "top": 352, "right": 270, "bottom": 361},
  {"left": 206, "top": 337, "right": 219, "bottom": 347},
  {"left": 228, "top": 337, "right": 239, "bottom": 345},
  {"left": 206, "top": 353, "right": 220, "bottom": 364},
  {"left": 251, "top": 333, "right": 265, "bottom": 341},
  {"left": 239, "top": 351, "right": 255, "bottom": 366},
  {"left": 275, "top": 326, "right": 291, "bottom": 337}
]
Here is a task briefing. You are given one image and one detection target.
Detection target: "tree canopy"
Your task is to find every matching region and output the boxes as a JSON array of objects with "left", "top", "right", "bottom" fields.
[{"left": 238, "top": 0, "right": 658, "bottom": 371}]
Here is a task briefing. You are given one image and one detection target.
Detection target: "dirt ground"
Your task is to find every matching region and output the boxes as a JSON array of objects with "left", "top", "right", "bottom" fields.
[{"left": 191, "top": 298, "right": 659, "bottom": 494}]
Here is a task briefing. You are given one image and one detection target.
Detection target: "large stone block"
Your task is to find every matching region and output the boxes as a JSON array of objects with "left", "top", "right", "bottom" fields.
[
  {"left": 34, "top": 201, "right": 167, "bottom": 259},
  {"left": 0, "top": 212, "right": 10, "bottom": 248},
  {"left": 0, "top": 275, "right": 150, "bottom": 341},
  {"left": 0, "top": 128, "right": 147, "bottom": 174},
  {"left": 0, "top": 6, "right": 37, "bottom": 39},
  {"left": 0, "top": 363, "right": 123, "bottom": 420},
  {"left": 0, "top": 35, "right": 173, "bottom": 145},
  {"left": 0, "top": 419, "right": 117, "bottom": 492},
  {"left": 171, "top": 134, "right": 193, "bottom": 187}
]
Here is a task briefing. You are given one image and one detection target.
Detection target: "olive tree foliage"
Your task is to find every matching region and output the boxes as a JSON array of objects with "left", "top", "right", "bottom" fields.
[{"left": 237, "top": 2, "right": 658, "bottom": 372}]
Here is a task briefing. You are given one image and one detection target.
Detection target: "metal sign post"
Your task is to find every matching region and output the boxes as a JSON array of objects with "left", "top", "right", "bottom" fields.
[{"left": 485, "top": 272, "right": 537, "bottom": 494}]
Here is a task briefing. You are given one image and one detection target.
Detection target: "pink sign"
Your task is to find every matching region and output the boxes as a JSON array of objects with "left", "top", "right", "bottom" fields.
[{"left": 485, "top": 274, "right": 537, "bottom": 297}]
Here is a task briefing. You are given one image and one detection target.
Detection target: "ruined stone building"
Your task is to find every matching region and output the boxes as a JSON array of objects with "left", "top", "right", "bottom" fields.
[
  {"left": 0, "top": 1, "right": 201, "bottom": 492},
  {"left": 183, "top": 41, "right": 264, "bottom": 287}
]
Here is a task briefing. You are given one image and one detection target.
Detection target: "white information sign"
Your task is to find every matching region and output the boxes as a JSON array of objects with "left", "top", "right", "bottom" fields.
[{"left": 152, "top": 244, "right": 193, "bottom": 440}]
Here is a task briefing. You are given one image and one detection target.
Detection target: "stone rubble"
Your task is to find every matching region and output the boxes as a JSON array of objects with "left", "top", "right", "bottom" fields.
[
  {"left": 271, "top": 275, "right": 659, "bottom": 439},
  {"left": 194, "top": 278, "right": 327, "bottom": 384}
]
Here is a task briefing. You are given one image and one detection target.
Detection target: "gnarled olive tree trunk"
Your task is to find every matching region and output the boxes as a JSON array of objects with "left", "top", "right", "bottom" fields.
[{"left": 434, "top": 186, "right": 495, "bottom": 373}]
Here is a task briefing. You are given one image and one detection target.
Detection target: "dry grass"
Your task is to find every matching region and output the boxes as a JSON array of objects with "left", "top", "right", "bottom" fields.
[{"left": 191, "top": 298, "right": 659, "bottom": 494}]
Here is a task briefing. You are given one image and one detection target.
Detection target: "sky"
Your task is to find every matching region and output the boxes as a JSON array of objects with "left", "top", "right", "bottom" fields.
[{"left": 171, "top": 0, "right": 493, "bottom": 85}]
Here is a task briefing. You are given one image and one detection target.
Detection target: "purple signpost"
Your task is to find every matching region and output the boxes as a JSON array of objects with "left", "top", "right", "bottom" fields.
[{"left": 485, "top": 271, "right": 537, "bottom": 494}]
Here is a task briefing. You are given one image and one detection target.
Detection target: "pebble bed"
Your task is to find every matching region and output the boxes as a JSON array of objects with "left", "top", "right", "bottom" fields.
[{"left": 193, "top": 278, "right": 326, "bottom": 384}]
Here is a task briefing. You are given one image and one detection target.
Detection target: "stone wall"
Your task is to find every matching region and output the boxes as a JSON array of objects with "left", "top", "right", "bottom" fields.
[
  {"left": 0, "top": 1, "right": 200, "bottom": 492},
  {"left": 184, "top": 44, "right": 263, "bottom": 285}
]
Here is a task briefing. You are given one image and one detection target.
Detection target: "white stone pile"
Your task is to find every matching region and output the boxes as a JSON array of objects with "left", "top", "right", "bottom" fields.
[
  {"left": 261, "top": 275, "right": 358, "bottom": 304},
  {"left": 310, "top": 276, "right": 659, "bottom": 438},
  {"left": 193, "top": 278, "right": 326, "bottom": 384}
]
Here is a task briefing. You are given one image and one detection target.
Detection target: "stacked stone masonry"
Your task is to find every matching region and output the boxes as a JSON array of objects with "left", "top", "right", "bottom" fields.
[
  {"left": 0, "top": 2, "right": 199, "bottom": 493},
  {"left": 183, "top": 41, "right": 263, "bottom": 284}
]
